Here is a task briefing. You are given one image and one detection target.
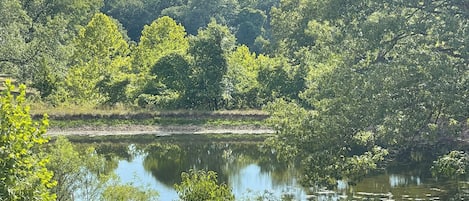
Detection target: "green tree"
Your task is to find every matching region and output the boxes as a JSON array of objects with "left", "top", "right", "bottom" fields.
[
  {"left": 102, "top": 183, "right": 158, "bottom": 201},
  {"left": 223, "top": 45, "right": 261, "bottom": 108},
  {"left": 432, "top": 151, "right": 469, "bottom": 180},
  {"left": 130, "top": 16, "right": 189, "bottom": 107},
  {"left": 140, "top": 53, "right": 192, "bottom": 108},
  {"left": 269, "top": 0, "right": 315, "bottom": 56},
  {"left": 0, "top": 80, "right": 56, "bottom": 200},
  {"left": 102, "top": 0, "right": 185, "bottom": 41},
  {"left": 132, "top": 16, "right": 188, "bottom": 74},
  {"left": 0, "top": 0, "right": 102, "bottom": 98},
  {"left": 174, "top": 169, "right": 234, "bottom": 201},
  {"left": 256, "top": 55, "right": 304, "bottom": 104},
  {"left": 151, "top": 53, "right": 190, "bottom": 93},
  {"left": 164, "top": 0, "right": 240, "bottom": 35},
  {"left": 234, "top": 8, "right": 266, "bottom": 50},
  {"left": 186, "top": 20, "right": 235, "bottom": 110},
  {"left": 265, "top": 0, "right": 468, "bottom": 187},
  {"left": 65, "top": 13, "right": 131, "bottom": 105},
  {"left": 101, "top": 0, "right": 149, "bottom": 41}
]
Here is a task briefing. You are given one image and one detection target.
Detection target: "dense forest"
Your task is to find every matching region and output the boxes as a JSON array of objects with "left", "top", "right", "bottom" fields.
[
  {"left": 1, "top": 0, "right": 468, "bottom": 200},
  {"left": 1, "top": 0, "right": 285, "bottom": 110}
]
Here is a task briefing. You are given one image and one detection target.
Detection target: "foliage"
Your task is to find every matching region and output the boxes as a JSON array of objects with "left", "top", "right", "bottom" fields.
[
  {"left": 264, "top": 98, "right": 390, "bottom": 187},
  {"left": 431, "top": 151, "right": 469, "bottom": 180},
  {"left": 0, "top": 0, "right": 101, "bottom": 98},
  {"left": 102, "top": 0, "right": 184, "bottom": 41},
  {"left": 48, "top": 136, "right": 114, "bottom": 200},
  {"left": 263, "top": 0, "right": 468, "bottom": 188},
  {"left": 0, "top": 80, "right": 56, "bottom": 200},
  {"left": 129, "top": 16, "right": 189, "bottom": 108},
  {"left": 235, "top": 8, "right": 267, "bottom": 49},
  {"left": 47, "top": 136, "right": 81, "bottom": 201},
  {"left": 102, "top": 182, "right": 158, "bottom": 201},
  {"left": 132, "top": 16, "right": 188, "bottom": 74},
  {"left": 96, "top": 75, "right": 131, "bottom": 105},
  {"left": 224, "top": 45, "right": 261, "bottom": 108},
  {"left": 186, "top": 20, "right": 236, "bottom": 110},
  {"left": 1, "top": 0, "right": 468, "bottom": 191},
  {"left": 163, "top": 0, "right": 241, "bottom": 35},
  {"left": 257, "top": 55, "right": 302, "bottom": 104},
  {"left": 174, "top": 169, "right": 235, "bottom": 201},
  {"left": 65, "top": 13, "right": 130, "bottom": 105}
]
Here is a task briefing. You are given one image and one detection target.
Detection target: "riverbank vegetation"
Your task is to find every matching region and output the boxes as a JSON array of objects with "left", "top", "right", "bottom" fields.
[{"left": 1, "top": 0, "right": 468, "bottom": 200}]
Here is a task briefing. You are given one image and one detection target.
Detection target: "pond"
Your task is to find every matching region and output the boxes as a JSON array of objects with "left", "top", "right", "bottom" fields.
[{"left": 76, "top": 134, "right": 468, "bottom": 200}]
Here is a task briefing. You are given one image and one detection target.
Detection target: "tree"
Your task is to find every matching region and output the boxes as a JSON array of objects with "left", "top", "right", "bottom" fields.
[
  {"left": 48, "top": 138, "right": 112, "bottom": 201},
  {"left": 65, "top": 13, "right": 131, "bottom": 105},
  {"left": 132, "top": 16, "right": 188, "bottom": 74},
  {"left": 174, "top": 169, "right": 234, "bottom": 201},
  {"left": 234, "top": 8, "right": 266, "bottom": 50},
  {"left": 223, "top": 45, "right": 261, "bottom": 108},
  {"left": 269, "top": 0, "right": 315, "bottom": 56},
  {"left": 0, "top": 80, "right": 56, "bottom": 200},
  {"left": 0, "top": 0, "right": 102, "bottom": 98},
  {"left": 101, "top": 0, "right": 149, "bottom": 41},
  {"left": 102, "top": 183, "right": 158, "bottom": 201},
  {"left": 151, "top": 53, "right": 190, "bottom": 93},
  {"left": 164, "top": 0, "right": 240, "bottom": 35},
  {"left": 256, "top": 55, "right": 304, "bottom": 104},
  {"left": 102, "top": 0, "right": 185, "bottom": 41},
  {"left": 265, "top": 0, "right": 468, "bottom": 187},
  {"left": 130, "top": 16, "right": 189, "bottom": 107},
  {"left": 186, "top": 20, "right": 235, "bottom": 110}
]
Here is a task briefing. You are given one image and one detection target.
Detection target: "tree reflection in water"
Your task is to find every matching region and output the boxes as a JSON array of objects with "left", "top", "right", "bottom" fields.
[{"left": 74, "top": 135, "right": 469, "bottom": 200}]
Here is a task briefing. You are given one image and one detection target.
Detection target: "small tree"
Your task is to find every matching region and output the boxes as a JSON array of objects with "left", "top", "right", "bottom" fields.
[
  {"left": 174, "top": 169, "right": 234, "bottom": 201},
  {"left": 432, "top": 151, "right": 469, "bottom": 180},
  {"left": 0, "top": 80, "right": 56, "bottom": 200},
  {"left": 102, "top": 183, "right": 159, "bottom": 201}
]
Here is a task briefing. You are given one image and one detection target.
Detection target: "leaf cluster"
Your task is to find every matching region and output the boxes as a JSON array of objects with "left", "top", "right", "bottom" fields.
[
  {"left": 174, "top": 169, "right": 235, "bottom": 201},
  {"left": 0, "top": 80, "right": 56, "bottom": 200}
]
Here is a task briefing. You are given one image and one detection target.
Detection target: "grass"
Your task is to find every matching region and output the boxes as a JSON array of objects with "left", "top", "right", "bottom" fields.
[
  {"left": 29, "top": 103, "right": 137, "bottom": 117},
  {"left": 29, "top": 103, "right": 269, "bottom": 128},
  {"left": 62, "top": 133, "right": 273, "bottom": 144},
  {"left": 30, "top": 102, "right": 268, "bottom": 117},
  {"left": 49, "top": 118, "right": 266, "bottom": 128}
]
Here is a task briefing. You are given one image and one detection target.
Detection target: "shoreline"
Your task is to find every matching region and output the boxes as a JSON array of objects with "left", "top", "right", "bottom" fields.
[{"left": 46, "top": 125, "right": 275, "bottom": 137}]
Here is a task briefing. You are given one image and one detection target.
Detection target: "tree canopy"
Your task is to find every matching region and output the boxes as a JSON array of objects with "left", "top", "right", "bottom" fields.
[{"left": 264, "top": 0, "right": 468, "bottom": 186}]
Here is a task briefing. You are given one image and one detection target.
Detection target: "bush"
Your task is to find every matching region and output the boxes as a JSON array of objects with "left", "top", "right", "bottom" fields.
[
  {"left": 174, "top": 169, "right": 234, "bottom": 201},
  {"left": 0, "top": 80, "right": 56, "bottom": 200},
  {"left": 431, "top": 151, "right": 469, "bottom": 179}
]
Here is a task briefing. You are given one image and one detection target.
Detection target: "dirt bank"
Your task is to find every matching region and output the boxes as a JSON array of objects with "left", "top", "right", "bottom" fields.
[{"left": 46, "top": 125, "right": 275, "bottom": 137}]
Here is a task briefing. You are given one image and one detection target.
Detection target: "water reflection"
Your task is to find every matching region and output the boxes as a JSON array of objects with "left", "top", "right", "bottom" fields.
[
  {"left": 76, "top": 135, "right": 469, "bottom": 201},
  {"left": 389, "top": 174, "right": 421, "bottom": 187},
  {"left": 112, "top": 136, "right": 307, "bottom": 200},
  {"left": 116, "top": 154, "right": 178, "bottom": 200}
]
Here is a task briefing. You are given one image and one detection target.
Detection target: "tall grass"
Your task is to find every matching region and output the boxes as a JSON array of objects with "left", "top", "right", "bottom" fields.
[{"left": 29, "top": 102, "right": 268, "bottom": 117}]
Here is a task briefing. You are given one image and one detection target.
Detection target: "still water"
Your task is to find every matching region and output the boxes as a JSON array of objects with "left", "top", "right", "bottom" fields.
[{"left": 83, "top": 135, "right": 468, "bottom": 200}]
